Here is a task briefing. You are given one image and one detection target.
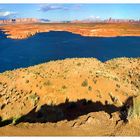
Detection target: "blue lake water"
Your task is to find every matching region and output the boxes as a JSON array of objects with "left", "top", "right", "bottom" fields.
[{"left": 0, "top": 30, "right": 140, "bottom": 72}]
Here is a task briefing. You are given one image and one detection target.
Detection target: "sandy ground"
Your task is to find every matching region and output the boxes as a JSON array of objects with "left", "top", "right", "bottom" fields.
[{"left": 1, "top": 113, "right": 140, "bottom": 136}]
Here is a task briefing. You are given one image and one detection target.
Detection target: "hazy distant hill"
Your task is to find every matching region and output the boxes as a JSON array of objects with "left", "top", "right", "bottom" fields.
[
  {"left": 0, "top": 18, "right": 39, "bottom": 24},
  {"left": 40, "top": 19, "right": 50, "bottom": 23}
]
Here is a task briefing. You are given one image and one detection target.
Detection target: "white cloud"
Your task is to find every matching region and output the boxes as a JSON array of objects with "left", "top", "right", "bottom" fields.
[
  {"left": 0, "top": 11, "right": 17, "bottom": 17},
  {"left": 39, "top": 4, "right": 82, "bottom": 12},
  {"left": 39, "top": 4, "right": 68, "bottom": 12},
  {"left": 89, "top": 15, "right": 100, "bottom": 19}
]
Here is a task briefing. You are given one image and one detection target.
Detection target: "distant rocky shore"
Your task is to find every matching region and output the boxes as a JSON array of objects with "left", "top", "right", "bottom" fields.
[{"left": 0, "top": 23, "right": 140, "bottom": 39}]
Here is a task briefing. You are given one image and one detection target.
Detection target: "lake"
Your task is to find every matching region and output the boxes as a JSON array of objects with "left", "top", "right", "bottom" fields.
[{"left": 0, "top": 30, "right": 140, "bottom": 72}]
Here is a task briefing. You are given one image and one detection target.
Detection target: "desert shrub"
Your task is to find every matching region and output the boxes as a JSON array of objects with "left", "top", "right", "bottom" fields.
[
  {"left": 93, "top": 79, "right": 97, "bottom": 84},
  {"left": 22, "top": 76, "right": 25, "bottom": 78},
  {"left": 43, "top": 80, "right": 51, "bottom": 86},
  {"left": 116, "top": 84, "right": 120, "bottom": 88},
  {"left": 64, "top": 70, "right": 69, "bottom": 73},
  {"left": 25, "top": 80, "right": 29, "bottom": 83},
  {"left": 127, "top": 95, "right": 140, "bottom": 120},
  {"left": 114, "top": 77, "right": 119, "bottom": 81},
  {"left": 29, "top": 93, "right": 40, "bottom": 106},
  {"left": 115, "top": 89, "right": 118, "bottom": 92},
  {"left": 12, "top": 116, "right": 22, "bottom": 125},
  {"left": 88, "top": 86, "right": 92, "bottom": 91},
  {"left": 97, "top": 94, "right": 102, "bottom": 98},
  {"left": 0, "top": 104, "right": 5, "bottom": 110},
  {"left": 77, "top": 62, "right": 81, "bottom": 66},
  {"left": 62, "top": 85, "right": 67, "bottom": 89},
  {"left": 89, "top": 70, "right": 92, "bottom": 74},
  {"left": 29, "top": 90, "right": 32, "bottom": 93},
  {"left": 81, "top": 79, "right": 88, "bottom": 87}
]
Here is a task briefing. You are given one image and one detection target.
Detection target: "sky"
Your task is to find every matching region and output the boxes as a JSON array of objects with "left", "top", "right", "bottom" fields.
[{"left": 0, "top": 4, "right": 140, "bottom": 21}]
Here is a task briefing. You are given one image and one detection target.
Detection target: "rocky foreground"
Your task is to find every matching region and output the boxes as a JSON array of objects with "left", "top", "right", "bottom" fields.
[
  {"left": 1, "top": 23, "right": 140, "bottom": 39},
  {"left": 0, "top": 57, "right": 140, "bottom": 136}
]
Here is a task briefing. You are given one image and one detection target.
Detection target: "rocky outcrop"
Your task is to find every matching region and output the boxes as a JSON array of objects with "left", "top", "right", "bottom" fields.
[{"left": 0, "top": 57, "right": 139, "bottom": 122}]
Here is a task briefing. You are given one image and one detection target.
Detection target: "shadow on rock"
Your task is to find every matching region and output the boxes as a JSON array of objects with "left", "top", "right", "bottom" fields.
[
  {"left": 0, "top": 99, "right": 121, "bottom": 127},
  {"left": 15, "top": 99, "right": 120, "bottom": 124}
]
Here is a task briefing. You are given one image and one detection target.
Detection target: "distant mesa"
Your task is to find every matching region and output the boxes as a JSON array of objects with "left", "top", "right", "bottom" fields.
[
  {"left": 0, "top": 18, "right": 39, "bottom": 24},
  {"left": 71, "top": 18, "right": 140, "bottom": 23},
  {"left": 0, "top": 17, "right": 140, "bottom": 25}
]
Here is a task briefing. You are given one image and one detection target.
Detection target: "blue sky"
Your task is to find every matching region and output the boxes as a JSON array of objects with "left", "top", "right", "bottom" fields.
[{"left": 0, "top": 4, "right": 140, "bottom": 21}]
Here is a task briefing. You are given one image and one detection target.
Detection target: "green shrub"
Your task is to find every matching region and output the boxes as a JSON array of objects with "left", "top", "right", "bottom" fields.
[
  {"left": 116, "top": 84, "right": 120, "bottom": 88},
  {"left": 93, "top": 79, "right": 97, "bottom": 84},
  {"left": 25, "top": 80, "right": 29, "bottom": 83},
  {"left": 127, "top": 95, "right": 140, "bottom": 119},
  {"left": 77, "top": 63, "right": 81, "bottom": 66},
  {"left": 29, "top": 93, "right": 40, "bottom": 106},
  {"left": 88, "top": 86, "right": 92, "bottom": 91},
  {"left": 12, "top": 116, "right": 22, "bottom": 125},
  {"left": 62, "top": 85, "right": 67, "bottom": 89},
  {"left": 81, "top": 79, "right": 88, "bottom": 87},
  {"left": 43, "top": 80, "right": 51, "bottom": 86}
]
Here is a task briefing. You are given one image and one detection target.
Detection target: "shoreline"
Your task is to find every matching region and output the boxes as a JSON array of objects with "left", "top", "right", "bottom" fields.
[
  {"left": 1, "top": 23, "right": 140, "bottom": 39},
  {"left": 0, "top": 57, "right": 139, "bottom": 74}
]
